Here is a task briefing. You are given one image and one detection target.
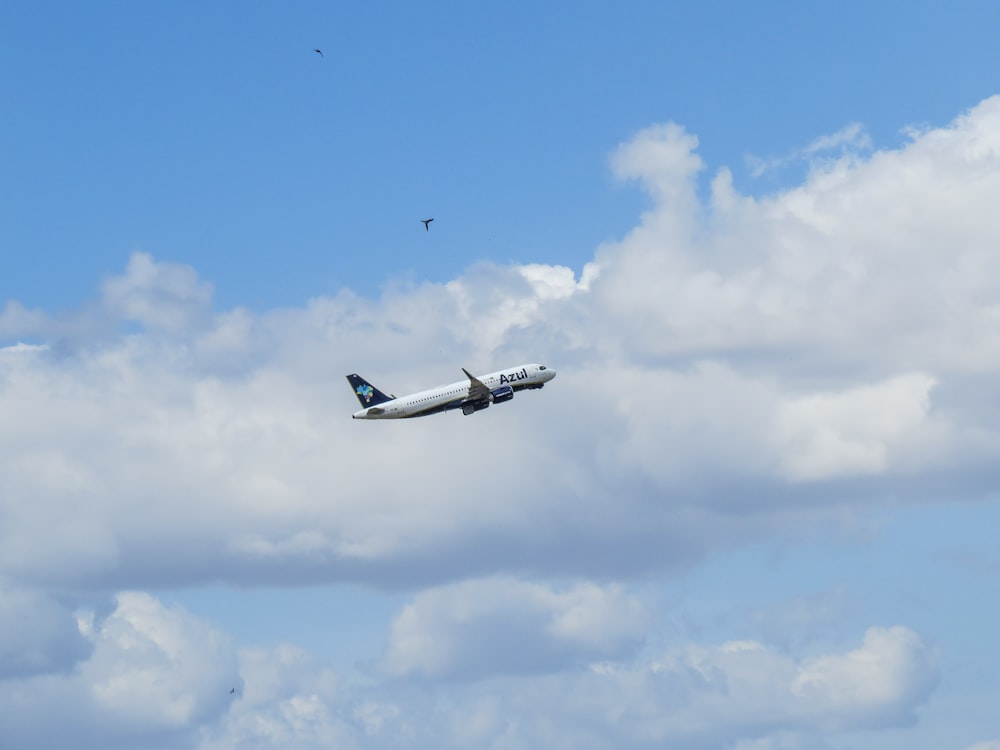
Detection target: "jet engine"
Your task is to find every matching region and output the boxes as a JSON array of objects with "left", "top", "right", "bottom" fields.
[
  {"left": 461, "top": 399, "right": 490, "bottom": 415},
  {"left": 490, "top": 385, "right": 515, "bottom": 404}
]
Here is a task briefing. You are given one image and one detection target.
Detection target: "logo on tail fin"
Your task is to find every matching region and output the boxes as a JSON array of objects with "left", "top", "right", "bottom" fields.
[{"left": 347, "top": 374, "right": 393, "bottom": 409}]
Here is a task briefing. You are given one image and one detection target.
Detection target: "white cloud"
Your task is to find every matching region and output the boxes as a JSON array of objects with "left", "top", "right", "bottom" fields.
[
  {"left": 5, "top": 100, "right": 1000, "bottom": 591},
  {"left": 100, "top": 252, "right": 213, "bottom": 334},
  {"left": 0, "top": 592, "right": 365, "bottom": 750},
  {"left": 805, "top": 122, "right": 873, "bottom": 156},
  {"left": 4, "top": 96, "right": 1000, "bottom": 748},
  {"left": 748, "top": 122, "right": 873, "bottom": 178},
  {"left": 81, "top": 592, "right": 238, "bottom": 728},
  {"left": 575, "top": 626, "right": 937, "bottom": 745},
  {"left": 0, "top": 304, "right": 49, "bottom": 339},
  {"left": 382, "top": 577, "right": 649, "bottom": 679},
  {"left": 611, "top": 122, "right": 705, "bottom": 214},
  {"left": 588, "top": 98, "right": 1000, "bottom": 377},
  {"left": 201, "top": 644, "right": 360, "bottom": 750},
  {"left": 0, "top": 585, "right": 929, "bottom": 749},
  {"left": 4, "top": 101, "right": 1000, "bottom": 591},
  {"left": 0, "top": 592, "right": 239, "bottom": 749},
  {"left": 205, "top": 617, "right": 938, "bottom": 750},
  {"left": 790, "top": 626, "right": 938, "bottom": 729},
  {"left": 368, "top": 626, "right": 934, "bottom": 749},
  {"left": 776, "top": 373, "right": 939, "bottom": 480}
]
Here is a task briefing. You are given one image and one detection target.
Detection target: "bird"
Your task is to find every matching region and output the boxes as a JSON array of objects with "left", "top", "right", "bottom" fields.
[
  {"left": 422, "top": 218, "right": 434, "bottom": 231},
  {"left": 314, "top": 49, "right": 323, "bottom": 57},
  {"left": 230, "top": 687, "right": 236, "bottom": 694}
]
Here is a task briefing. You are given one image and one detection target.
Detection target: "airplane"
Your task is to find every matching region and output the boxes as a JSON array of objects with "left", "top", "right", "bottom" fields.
[{"left": 347, "top": 363, "right": 555, "bottom": 419}]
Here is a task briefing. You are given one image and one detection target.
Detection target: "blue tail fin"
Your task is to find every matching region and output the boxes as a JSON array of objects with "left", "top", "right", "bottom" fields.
[{"left": 346, "top": 374, "right": 393, "bottom": 408}]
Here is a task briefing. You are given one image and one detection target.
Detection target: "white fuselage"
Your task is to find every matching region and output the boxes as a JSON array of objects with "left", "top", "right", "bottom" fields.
[{"left": 352, "top": 363, "right": 555, "bottom": 419}]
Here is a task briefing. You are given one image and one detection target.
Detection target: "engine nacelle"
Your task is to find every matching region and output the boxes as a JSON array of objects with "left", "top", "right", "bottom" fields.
[
  {"left": 461, "top": 399, "right": 491, "bottom": 415},
  {"left": 490, "top": 385, "right": 515, "bottom": 404}
]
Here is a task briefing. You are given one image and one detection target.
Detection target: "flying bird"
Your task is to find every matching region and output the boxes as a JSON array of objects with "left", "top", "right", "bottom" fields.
[
  {"left": 314, "top": 49, "right": 323, "bottom": 57},
  {"left": 422, "top": 218, "right": 434, "bottom": 231}
]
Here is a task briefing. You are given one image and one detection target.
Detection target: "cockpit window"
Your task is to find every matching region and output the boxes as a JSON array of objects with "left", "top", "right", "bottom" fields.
[{"left": 539, "top": 365, "right": 547, "bottom": 370}]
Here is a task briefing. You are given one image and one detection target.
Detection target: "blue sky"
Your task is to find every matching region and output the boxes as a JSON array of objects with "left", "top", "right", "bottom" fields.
[
  {"left": 4, "top": 2, "right": 1000, "bottom": 749},
  {"left": 6, "top": 1, "right": 1000, "bottom": 309}
]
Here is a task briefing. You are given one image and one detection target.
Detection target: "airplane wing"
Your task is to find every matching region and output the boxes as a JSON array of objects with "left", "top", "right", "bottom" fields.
[{"left": 462, "top": 368, "right": 492, "bottom": 401}]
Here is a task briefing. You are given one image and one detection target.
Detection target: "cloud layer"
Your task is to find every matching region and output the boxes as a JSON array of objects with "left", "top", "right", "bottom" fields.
[
  {"left": 6, "top": 96, "right": 1000, "bottom": 747},
  {"left": 0, "top": 591, "right": 939, "bottom": 750}
]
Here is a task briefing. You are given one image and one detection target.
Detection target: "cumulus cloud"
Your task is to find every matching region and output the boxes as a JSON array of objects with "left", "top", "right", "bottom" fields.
[
  {"left": 80, "top": 592, "right": 238, "bottom": 728},
  {"left": 212, "top": 622, "right": 937, "bottom": 750},
  {"left": 0, "top": 592, "right": 238, "bottom": 749},
  {"left": 6, "top": 100, "right": 1000, "bottom": 588},
  {"left": 589, "top": 99, "right": 1000, "bottom": 377},
  {"left": 790, "top": 626, "right": 938, "bottom": 729},
  {"left": 4, "top": 96, "right": 1000, "bottom": 747},
  {"left": 382, "top": 577, "right": 649, "bottom": 679},
  {"left": 101, "top": 252, "right": 213, "bottom": 334},
  {"left": 5, "top": 100, "right": 1000, "bottom": 591},
  {"left": 66, "top": 589, "right": 928, "bottom": 750},
  {"left": 201, "top": 644, "right": 361, "bottom": 750},
  {"left": 776, "top": 373, "right": 939, "bottom": 480}
]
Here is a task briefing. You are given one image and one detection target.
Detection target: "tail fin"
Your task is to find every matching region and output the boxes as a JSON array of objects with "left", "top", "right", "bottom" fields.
[{"left": 346, "top": 374, "right": 393, "bottom": 408}]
